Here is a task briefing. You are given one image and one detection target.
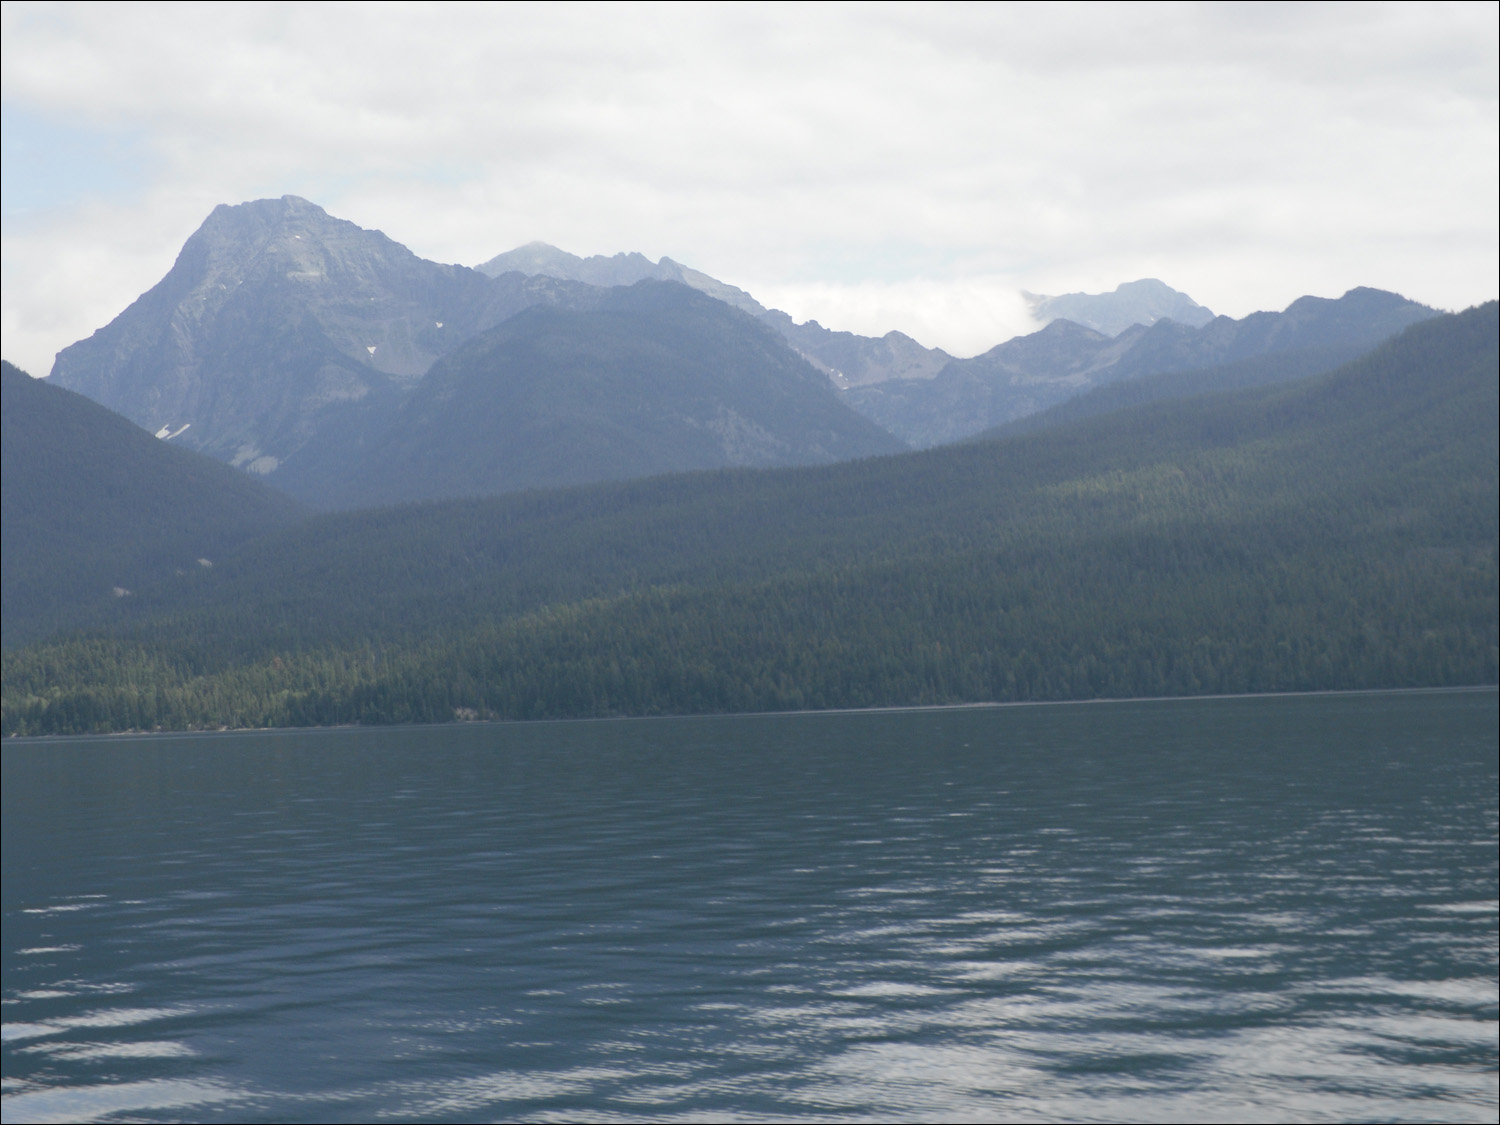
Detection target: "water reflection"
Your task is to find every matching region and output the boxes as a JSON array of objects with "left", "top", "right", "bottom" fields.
[{"left": 4, "top": 690, "right": 1497, "bottom": 1122}]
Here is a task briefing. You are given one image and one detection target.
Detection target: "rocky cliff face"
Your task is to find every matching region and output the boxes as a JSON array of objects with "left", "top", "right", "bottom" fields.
[{"left": 49, "top": 196, "right": 579, "bottom": 479}]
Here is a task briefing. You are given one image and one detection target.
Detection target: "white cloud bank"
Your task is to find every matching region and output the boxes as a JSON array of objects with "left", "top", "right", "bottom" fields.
[{"left": 2, "top": 2, "right": 1496, "bottom": 374}]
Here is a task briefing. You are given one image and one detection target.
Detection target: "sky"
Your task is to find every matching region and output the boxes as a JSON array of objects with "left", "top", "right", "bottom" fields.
[{"left": 2, "top": 2, "right": 1496, "bottom": 376}]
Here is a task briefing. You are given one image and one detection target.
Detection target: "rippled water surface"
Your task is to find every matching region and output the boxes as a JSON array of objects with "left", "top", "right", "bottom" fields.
[{"left": 4, "top": 690, "right": 1497, "bottom": 1122}]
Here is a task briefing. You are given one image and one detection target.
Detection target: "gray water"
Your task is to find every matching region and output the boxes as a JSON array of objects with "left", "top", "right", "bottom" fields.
[{"left": 3, "top": 690, "right": 1496, "bottom": 1123}]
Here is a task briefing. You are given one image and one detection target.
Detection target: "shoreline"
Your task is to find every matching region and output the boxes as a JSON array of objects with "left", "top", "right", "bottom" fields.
[{"left": 4, "top": 682, "right": 1495, "bottom": 744}]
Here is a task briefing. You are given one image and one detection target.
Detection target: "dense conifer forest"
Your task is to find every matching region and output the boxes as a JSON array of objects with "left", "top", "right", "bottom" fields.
[{"left": 3, "top": 304, "right": 1495, "bottom": 735}]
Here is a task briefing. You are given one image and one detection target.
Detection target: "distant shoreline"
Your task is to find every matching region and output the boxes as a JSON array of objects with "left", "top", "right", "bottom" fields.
[{"left": 5, "top": 683, "right": 1494, "bottom": 744}]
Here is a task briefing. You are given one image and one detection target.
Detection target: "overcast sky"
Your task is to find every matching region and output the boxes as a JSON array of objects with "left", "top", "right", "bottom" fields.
[{"left": 2, "top": 2, "right": 1496, "bottom": 376}]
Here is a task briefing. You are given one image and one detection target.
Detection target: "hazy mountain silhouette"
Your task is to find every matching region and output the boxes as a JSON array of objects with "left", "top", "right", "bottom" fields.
[
  {"left": 849, "top": 287, "right": 1439, "bottom": 446},
  {"left": 326, "top": 281, "right": 907, "bottom": 507}
]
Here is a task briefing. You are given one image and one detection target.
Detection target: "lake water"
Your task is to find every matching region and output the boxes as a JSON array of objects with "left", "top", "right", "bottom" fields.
[{"left": 3, "top": 690, "right": 1496, "bottom": 1123}]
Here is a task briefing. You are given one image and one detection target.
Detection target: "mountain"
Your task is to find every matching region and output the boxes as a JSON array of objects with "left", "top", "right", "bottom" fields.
[
  {"left": 848, "top": 287, "right": 1440, "bottom": 447},
  {"left": 478, "top": 242, "right": 767, "bottom": 315},
  {"left": 845, "top": 318, "right": 1137, "bottom": 446},
  {"left": 980, "top": 344, "right": 1376, "bottom": 442},
  {"left": 1, "top": 360, "right": 304, "bottom": 646},
  {"left": 43, "top": 198, "right": 1444, "bottom": 514},
  {"left": 757, "top": 311, "right": 954, "bottom": 388},
  {"left": 1026, "top": 278, "right": 1215, "bottom": 336},
  {"left": 323, "top": 281, "right": 907, "bottom": 507},
  {"left": 478, "top": 246, "right": 1225, "bottom": 391},
  {"left": 1107, "top": 285, "right": 1441, "bottom": 373},
  {"left": 477, "top": 240, "right": 955, "bottom": 388},
  {"left": 6, "top": 303, "right": 1493, "bottom": 732},
  {"left": 48, "top": 196, "right": 592, "bottom": 495}
]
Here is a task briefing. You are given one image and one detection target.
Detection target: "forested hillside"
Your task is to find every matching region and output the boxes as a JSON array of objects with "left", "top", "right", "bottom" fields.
[
  {"left": 1, "top": 362, "right": 306, "bottom": 647},
  {"left": 4, "top": 304, "right": 1494, "bottom": 734}
]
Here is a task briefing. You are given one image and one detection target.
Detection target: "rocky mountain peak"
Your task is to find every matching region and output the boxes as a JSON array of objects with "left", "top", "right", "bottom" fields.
[
  {"left": 179, "top": 195, "right": 423, "bottom": 311},
  {"left": 1026, "top": 279, "right": 1215, "bottom": 337},
  {"left": 48, "top": 197, "right": 513, "bottom": 477}
]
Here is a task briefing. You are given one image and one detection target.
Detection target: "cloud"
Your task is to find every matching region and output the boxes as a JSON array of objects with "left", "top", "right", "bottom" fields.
[{"left": 1, "top": 2, "right": 1495, "bottom": 375}]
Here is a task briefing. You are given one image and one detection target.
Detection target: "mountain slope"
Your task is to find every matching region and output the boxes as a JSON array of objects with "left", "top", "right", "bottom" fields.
[
  {"left": 1, "top": 361, "right": 305, "bottom": 646},
  {"left": 328, "top": 281, "right": 908, "bottom": 507},
  {"left": 6, "top": 303, "right": 1492, "bottom": 731}
]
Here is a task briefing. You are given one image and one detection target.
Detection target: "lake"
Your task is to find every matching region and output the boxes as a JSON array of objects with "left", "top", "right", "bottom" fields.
[{"left": 3, "top": 689, "right": 1496, "bottom": 1122}]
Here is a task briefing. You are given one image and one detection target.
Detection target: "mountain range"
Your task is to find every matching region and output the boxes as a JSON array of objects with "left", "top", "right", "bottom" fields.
[
  {"left": 475, "top": 240, "right": 1434, "bottom": 446},
  {"left": 850, "top": 286, "right": 1439, "bottom": 447},
  {"left": 43, "top": 196, "right": 1441, "bottom": 512},
  {"left": 479, "top": 240, "right": 957, "bottom": 388},
  {"left": 49, "top": 197, "right": 908, "bottom": 508}
]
